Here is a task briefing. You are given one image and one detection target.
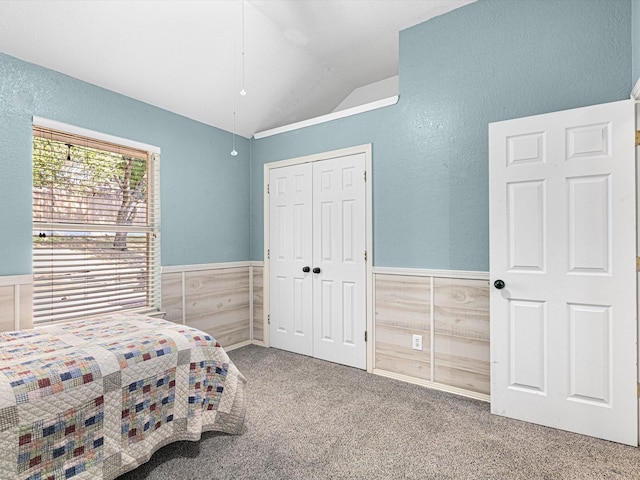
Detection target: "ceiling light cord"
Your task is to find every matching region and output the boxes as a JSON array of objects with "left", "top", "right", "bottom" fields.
[
  {"left": 231, "top": 80, "right": 238, "bottom": 156},
  {"left": 230, "top": 0, "right": 239, "bottom": 156},
  {"left": 240, "top": 0, "right": 246, "bottom": 96},
  {"left": 231, "top": 115, "right": 237, "bottom": 156}
]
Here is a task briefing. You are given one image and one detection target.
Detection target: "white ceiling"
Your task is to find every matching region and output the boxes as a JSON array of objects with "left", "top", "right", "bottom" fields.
[{"left": 0, "top": 0, "right": 475, "bottom": 138}]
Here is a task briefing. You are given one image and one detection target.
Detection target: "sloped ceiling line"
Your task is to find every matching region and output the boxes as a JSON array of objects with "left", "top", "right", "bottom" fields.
[{"left": 0, "top": 0, "right": 475, "bottom": 138}]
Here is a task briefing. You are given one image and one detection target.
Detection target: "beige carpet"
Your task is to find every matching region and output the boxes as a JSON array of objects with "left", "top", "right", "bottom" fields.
[{"left": 118, "top": 344, "right": 640, "bottom": 479}]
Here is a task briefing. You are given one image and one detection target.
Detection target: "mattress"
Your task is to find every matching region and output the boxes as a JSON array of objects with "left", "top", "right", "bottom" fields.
[{"left": 0, "top": 312, "right": 246, "bottom": 480}]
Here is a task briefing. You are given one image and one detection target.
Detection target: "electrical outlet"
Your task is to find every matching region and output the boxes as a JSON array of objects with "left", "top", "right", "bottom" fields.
[{"left": 412, "top": 334, "right": 423, "bottom": 351}]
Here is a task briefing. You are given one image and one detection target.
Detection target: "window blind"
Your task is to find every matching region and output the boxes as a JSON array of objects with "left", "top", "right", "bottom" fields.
[{"left": 32, "top": 125, "right": 161, "bottom": 324}]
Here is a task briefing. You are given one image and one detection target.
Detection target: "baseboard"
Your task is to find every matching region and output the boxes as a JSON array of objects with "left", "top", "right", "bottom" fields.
[
  {"left": 221, "top": 342, "right": 491, "bottom": 402},
  {"left": 223, "top": 339, "right": 254, "bottom": 351},
  {"left": 224, "top": 339, "right": 265, "bottom": 351},
  {"left": 372, "top": 368, "right": 490, "bottom": 403}
]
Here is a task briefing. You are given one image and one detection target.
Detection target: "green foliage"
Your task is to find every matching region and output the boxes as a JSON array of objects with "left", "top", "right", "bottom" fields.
[
  {"left": 32, "top": 137, "right": 66, "bottom": 188},
  {"left": 118, "top": 156, "right": 147, "bottom": 190},
  {"left": 33, "top": 136, "right": 148, "bottom": 193},
  {"left": 33, "top": 136, "right": 148, "bottom": 235}
]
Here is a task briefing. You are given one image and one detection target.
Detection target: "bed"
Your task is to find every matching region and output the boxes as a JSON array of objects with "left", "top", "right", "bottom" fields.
[{"left": 0, "top": 312, "right": 246, "bottom": 480}]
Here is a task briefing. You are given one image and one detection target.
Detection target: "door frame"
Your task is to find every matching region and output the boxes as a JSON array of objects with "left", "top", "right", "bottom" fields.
[
  {"left": 263, "top": 144, "right": 374, "bottom": 372},
  {"left": 636, "top": 100, "right": 640, "bottom": 443}
]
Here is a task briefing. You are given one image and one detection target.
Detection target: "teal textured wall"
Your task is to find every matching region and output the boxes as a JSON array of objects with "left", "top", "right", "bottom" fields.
[
  {"left": 0, "top": 52, "right": 250, "bottom": 275},
  {"left": 0, "top": 0, "right": 632, "bottom": 276},
  {"left": 634, "top": 0, "right": 640, "bottom": 84},
  {"left": 249, "top": 0, "right": 632, "bottom": 270}
]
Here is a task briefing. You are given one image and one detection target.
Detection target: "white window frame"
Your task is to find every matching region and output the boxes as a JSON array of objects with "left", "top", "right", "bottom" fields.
[{"left": 32, "top": 117, "right": 161, "bottom": 324}]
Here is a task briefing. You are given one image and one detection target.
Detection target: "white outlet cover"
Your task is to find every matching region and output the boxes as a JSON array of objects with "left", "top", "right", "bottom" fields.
[{"left": 412, "top": 334, "right": 423, "bottom": 351}]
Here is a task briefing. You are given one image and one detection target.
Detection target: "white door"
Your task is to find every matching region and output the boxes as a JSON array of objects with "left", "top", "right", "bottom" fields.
[
  {"left": 489, "top": 99, "right": 637, "bottom": 445},
  {"left": 269, "top": 163, "right": 313, "bottom": 356},
  {"left": 312, "top": 154, "right": 366, "bottom": 369},
  {"left": 269, "top": 154, "right": 367, "bottom": 369}
]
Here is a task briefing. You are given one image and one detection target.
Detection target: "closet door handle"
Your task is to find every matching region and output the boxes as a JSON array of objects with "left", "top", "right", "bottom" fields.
[
  {"left": 302, "top": 266, "right": 310, "bottom": 273},
  {"left": 312, "top": 267, "right": 321, "bottom": 274}
]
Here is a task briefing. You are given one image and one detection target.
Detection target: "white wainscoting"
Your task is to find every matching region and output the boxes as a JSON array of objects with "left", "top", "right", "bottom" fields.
[
  {"left": 0, "top": 264, "right": 262, "bottom": 350},
  {"left": 249, "top": 264, "right": 489, "bottom": 400},
  {"left": 0, "top": 275, "right": 34, "bottom": 332},
  {"left": 372, "top": 267, "right": 490, "bottom": 401},
  {"left": 161, "top": 262, "right": 252, "bottom": 348},
  {"left": 2, "top": 265, "right": 489, "bottom": 401},
  {"left": 161, "top": 262, "right": 266, "bottom": 350},
  {"left": 3, "top": 262, "right": 489, "bottom": 400},
  {"left": 251, "top": 264, "right": 264, "bottom": 344}
]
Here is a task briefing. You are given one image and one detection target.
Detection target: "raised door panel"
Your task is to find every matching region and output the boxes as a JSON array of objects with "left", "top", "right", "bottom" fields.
[
  {"left": 507, "top": 299, "right": 547, "bottom": 394},
  {"left": 567, "top": 175, "right": 611, "bottom": 274},
  {"left": 567, "top": 303, "right": 611, "bottom": 405},
  {"left": 507, "top": 180, "right": 546, "bottom": 272}
]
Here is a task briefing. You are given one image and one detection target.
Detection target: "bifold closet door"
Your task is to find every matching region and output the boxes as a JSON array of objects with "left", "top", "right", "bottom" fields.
[
  {"left": 269, "top": 154, "right": 367, "bottom": 369},
  {"left": 312, "top": 154, "right": 366, "bottom": 369},
  {"left": 269, "top": 162, "right": 313, "bottom": 356}
]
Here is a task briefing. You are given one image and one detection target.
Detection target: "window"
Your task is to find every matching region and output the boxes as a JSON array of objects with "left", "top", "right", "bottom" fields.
[{"left": 32, "top": 122, "right": 160, "bottom": 324}]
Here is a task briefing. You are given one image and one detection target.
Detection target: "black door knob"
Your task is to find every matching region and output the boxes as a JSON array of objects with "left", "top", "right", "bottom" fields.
[
  {"left": 302, "top": 266, "right": 310, "bottom": 273},
  {"left": 313, "top": 267, "right": 321, "bottom": 274},
  {"left": 494, "top": 279, "right": 505, "bottom": 290}
]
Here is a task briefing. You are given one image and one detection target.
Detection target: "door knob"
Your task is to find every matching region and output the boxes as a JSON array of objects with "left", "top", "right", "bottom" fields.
[
  {"left": 313, "top": 267, "right": 321, "bottom": 274},
  {"left": 302, "top": 266, "right": 310, "bottom": 273},
  {"left": 494, "top": 279, "right": 505, "bottom": 290}
]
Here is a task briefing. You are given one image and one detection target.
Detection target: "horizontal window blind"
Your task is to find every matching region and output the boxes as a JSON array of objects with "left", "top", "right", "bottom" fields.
[{"left": 33, "top": 126, "right": 161, "bottom": 324}]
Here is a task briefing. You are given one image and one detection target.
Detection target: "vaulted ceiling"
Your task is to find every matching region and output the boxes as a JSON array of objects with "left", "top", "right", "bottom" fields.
[{"left": 0, "top": 0, "right": 475, "bottom": 138}]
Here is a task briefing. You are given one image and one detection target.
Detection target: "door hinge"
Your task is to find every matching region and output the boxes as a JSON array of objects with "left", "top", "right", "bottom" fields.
[
  {"left": 364, "top": 251, "right": 367, "bottom": 262},
  {"left": 636, "top": 256, "right": 640, "bottom": 272},
  {"left": 637, "top": 382, "right": 640, "bottom": 398},
  {"left": 636, "top": 130, "right": 640, "bottom": 147},
  {"left": 268, "top": 314, "right": 270, "bottom": 325},
  {"left": 267, "top": 249, "right": 270, "bottom": 260},
  {"left": 364, "top": 331, "right": 367, "bottom": 342},
  {"left": 364, "top": 170, "right": 367, "bottom": 182},
  {"left": 267, "top": 184, "right": 270, "bottom": 194}
]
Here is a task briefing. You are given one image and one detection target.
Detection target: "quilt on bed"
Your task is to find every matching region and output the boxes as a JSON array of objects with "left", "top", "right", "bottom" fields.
[{"left": 0, "top": 312, "right": 246, "bottom": 480}]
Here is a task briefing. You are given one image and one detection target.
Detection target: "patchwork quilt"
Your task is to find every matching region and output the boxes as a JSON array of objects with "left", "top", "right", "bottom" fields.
[{"left": 0, "top": 313, "right": 246, "bottom": 480}]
